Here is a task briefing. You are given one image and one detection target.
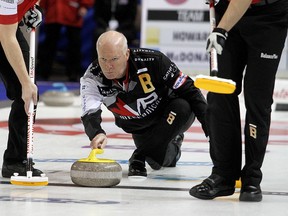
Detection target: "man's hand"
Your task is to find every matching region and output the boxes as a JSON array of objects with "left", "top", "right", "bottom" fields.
[
  {"left": 22, "top": 82, "right": 38, "bottom": 115},
  {"left": 90, "top": 133, "right": 107, "bottom": 149},
  {"left": 24, "top": 5, "right": 43, "bottom": 32},
  {"left": 206, "top": 28, "right": 228, "bottom": 55}
]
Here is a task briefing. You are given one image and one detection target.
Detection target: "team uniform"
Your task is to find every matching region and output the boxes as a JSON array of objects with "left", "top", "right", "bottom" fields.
[
  {"left": 0, "top": 0, "right": 40, "bottom": 176},
  {"left": 81, "top": 48, "right": 207, "bottom": 167},
  {"left": 0, "top": 0, "right": 37, "bottom": 24},
  {"left": 207, "top": 0, "right": 288, "bottom": 188}
]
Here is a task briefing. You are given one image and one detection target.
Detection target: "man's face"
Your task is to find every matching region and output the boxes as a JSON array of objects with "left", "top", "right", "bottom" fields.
[{"left": 98, "top": 46, "right": 129, "bottom": 80}]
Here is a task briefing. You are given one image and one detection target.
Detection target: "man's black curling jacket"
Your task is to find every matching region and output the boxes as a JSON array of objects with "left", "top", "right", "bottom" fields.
[{"left": 80, "top": 48, "right": 207, "bottom": 140}]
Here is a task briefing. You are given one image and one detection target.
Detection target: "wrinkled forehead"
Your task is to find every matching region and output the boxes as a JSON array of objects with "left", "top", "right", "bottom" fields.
[
  {"left": 98, "top": 47, "right": 123, "bottom": 60},
  {"left": 98, "top": 42, "right": 126, "bottom": 59}
]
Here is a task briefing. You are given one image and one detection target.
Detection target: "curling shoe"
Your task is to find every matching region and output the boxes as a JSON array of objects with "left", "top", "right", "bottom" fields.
[
  {"left": 146, "top": 157, "right": 162, "bottom": 170},
  {"left": 128, "top": 160, "right": 147, "bottom": 180},
  {"left": 146, "top": 134, "right": 184, "bottom": 169},
  {"left": 169, "top": 133, "right": 184, "bottom": 167},
  {"left": 2, "top": 161, "right": 43, "bottom": 178},
  {"left": 189, "top": 174, "right": 235, "bottom": 200},
  {"left": 239, "top": 185, "right": 262, "bottom": 202}
]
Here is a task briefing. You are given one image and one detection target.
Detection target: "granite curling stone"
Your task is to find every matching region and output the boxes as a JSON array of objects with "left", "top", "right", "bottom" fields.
[
  {"left": 70, "top": 149, "right": 122, "bottom": 187},
  {"left": 42, "top": 90, "right": 74, "bottom": 106}
]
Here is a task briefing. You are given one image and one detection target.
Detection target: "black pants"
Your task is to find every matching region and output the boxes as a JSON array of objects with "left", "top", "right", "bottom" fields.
[
  {"left": 130, "top": 98, "right": 195, "bottom": 166},
  {"left": 0, "top": 27, "right": 30, "bottom": 164},
  {"left": 208, "top": 0, "right": 288, "bottom": 186},
  {"left": 37, "top": 24, "right": 82, "bottom": 81}
]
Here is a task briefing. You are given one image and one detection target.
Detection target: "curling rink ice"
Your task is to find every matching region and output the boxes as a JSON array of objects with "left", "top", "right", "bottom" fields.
[{"left": 0, "top": 80, "right": 288, "bottom": 216}]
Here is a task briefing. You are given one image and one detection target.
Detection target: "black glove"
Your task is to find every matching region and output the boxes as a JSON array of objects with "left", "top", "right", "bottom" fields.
[
  {"left": 24, "top": 5, "right": 43, "bottom": 32},
  {"left": 205, "top": 0, "right": 219, "bottom": 4},
  {"left": 206, "top": 27, "right": 228, "bottom": 55}
]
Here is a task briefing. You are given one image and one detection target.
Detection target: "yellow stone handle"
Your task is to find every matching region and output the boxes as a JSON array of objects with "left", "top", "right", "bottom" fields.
[{"left": 78, "top": 149, "right": 115, "bottom": 163}]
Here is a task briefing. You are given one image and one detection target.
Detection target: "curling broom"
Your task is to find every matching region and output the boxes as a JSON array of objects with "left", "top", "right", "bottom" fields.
[
  {"left": 194, "top": 0, "right": 236, "bottom": 94},
  {"left": 10, "top": 24, "right": 48, "bottom": 186}
]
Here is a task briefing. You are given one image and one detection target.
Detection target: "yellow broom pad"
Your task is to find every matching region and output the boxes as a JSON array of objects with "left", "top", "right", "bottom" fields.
[
  {"left": 194, "top": 75, "right": 236, "bottom": 94},
  {"left": 10, "top": 175, "right": 48, "bottom": 186}
]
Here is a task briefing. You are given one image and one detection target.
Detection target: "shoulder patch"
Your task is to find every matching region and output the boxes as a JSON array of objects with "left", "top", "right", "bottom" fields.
[{"left": 173, "top": 72, "right": 187, "bottom": 89}]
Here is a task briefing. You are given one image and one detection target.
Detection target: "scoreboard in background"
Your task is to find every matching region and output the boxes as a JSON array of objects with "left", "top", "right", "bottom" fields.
[{"left": 140, "top": 0, "right": 288, "bottom": 77}]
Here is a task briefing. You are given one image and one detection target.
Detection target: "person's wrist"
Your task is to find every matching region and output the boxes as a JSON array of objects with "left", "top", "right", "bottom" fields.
[{"left": 213, "top": 27, "right": 228, "bottom": 38}]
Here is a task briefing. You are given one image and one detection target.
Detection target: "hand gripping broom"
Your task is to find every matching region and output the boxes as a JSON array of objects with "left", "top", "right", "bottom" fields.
[{"left": 194, "top": 0, "right": 236, "bottom": 94}]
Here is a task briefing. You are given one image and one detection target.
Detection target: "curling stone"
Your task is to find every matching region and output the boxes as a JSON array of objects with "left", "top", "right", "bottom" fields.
[
  {"left": 70, "top": 149, "right": 122, "bottom": 187},
  {"left": 42, "top": 83, "right": 74, "bottom": 106}
]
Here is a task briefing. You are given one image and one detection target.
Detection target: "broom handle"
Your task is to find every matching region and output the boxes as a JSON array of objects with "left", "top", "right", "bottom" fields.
[
  {"left": 209, "top": 0, "right": 218, "bottom": 76},
  {"left": 27, "top": 26, "right": 36, "bottom": 176}
]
